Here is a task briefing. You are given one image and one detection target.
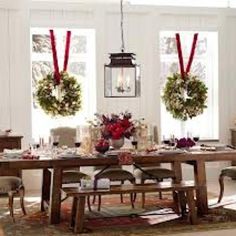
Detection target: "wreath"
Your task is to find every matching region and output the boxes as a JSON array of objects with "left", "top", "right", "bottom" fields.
[
  {"left": 162, "top": 73, "right": 208, "bottom": 121},
  {"left": 36, "top": 30, "right": 82, "bottom": 117},
  {"left": 36, "top": 71, "right": 82, "bottom": 117}
]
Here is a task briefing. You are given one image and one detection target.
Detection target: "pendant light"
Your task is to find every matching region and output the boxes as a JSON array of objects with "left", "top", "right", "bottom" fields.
[{"left": 104, "top": 0, "right": 141, "bottom": 98}]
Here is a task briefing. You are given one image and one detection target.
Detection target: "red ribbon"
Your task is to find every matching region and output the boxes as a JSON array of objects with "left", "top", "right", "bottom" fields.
[
  {"left": 49, "top": 30, "right": 60, "bottom": 85},
  {"left": 175, "top": 33, "right": 198, "bottom": 79},
  {"left": 186, "top": 33, "right": 198, "bottom": 74},
  {"left": 63, "top": 31, "right": 71, "bottom": 71},
  {"left": 49, "top": 29, "right": 72, "bottom": 85}
]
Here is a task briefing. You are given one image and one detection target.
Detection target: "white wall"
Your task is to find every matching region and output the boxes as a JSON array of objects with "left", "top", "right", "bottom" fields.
[{"left": 1, "top": 1, "right": 236, "bottom": 189}]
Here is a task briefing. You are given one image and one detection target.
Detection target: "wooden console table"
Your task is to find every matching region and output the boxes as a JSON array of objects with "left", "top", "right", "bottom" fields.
[{"left": 0, "top": 135, "right": 23, "bottom": 177}]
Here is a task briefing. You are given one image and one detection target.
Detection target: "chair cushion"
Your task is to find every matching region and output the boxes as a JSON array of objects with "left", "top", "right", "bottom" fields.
[
  {"left": 0, "top": 176, "right": 23, "bottom": 193},
  {"left": 134, "top": 167, "right": 175, "bottom": 181},
  {"left": 95, "top": 169, "right": 135, "bottom": 182},
  {"left": 221, "top": 166, "right": 236, "bottom": 178},
  {"left": 62, "top": 170, "right": 88, "bottom": 184}
]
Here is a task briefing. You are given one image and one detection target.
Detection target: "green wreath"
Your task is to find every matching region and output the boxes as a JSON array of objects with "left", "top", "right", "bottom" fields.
[
  {"left": 36, "top": 71, "right": 82, "bottom": 117},
  {"left": 162, "top": 73, "right": 208, "bottom": 121}
]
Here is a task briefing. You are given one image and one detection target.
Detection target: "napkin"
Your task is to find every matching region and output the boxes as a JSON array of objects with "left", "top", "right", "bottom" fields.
[{"left": 3, "top": 149, "right": 25, "bottom": 159}]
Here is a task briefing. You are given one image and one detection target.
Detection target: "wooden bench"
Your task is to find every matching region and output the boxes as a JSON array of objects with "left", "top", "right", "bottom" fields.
[{"left": 61, "top": 181, "right": 197, "bottom": 234}]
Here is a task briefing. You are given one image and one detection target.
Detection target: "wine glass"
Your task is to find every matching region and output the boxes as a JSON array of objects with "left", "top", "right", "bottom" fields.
[
  {"left": 131, "top": 136, "right": 138, "bottom": 153},
  {"left": 162, "top": 135, "right": 170, "bottom": 146},
  {"left": 51, "top": 135, "right": 60, "bottom": 147},
  {"left": 193, "top": 134, "right": 200, "bottom": 146},
  {"left": 74, "top": 137, "right": 81, "bottom": 148}
]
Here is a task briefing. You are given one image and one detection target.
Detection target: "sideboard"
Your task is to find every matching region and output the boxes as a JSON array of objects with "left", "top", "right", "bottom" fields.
[{"left": 0, "top": 135, "right": 23, "bottom": 177}]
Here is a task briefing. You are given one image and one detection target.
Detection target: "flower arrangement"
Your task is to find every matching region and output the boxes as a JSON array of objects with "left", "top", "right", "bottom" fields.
[
  {"left": 95, "top": 112, "right": 135, "bottom": 140},
  {"left": 162, "top": 73, "right": 208, "bottom": 121},
  {"left": 176, "top": 137, "right": 195, "bottom": 148},
  {"left": 36, "top": 71, "right": 82, "bottom": 117}
]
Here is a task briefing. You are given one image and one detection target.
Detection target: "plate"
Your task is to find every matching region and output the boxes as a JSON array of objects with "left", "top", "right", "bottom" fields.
[
  {"left": 58, "top": 154, "right": 81, "bottom": 159},
  {"left": 158, "top": 149, "right": 185, "bottom": 155}
]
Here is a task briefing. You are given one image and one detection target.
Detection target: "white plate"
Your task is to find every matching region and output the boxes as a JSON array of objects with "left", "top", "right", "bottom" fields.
[
  {"left": 58, "top": 154, "right": 81, "bottom": 159},
  {"left": 158, "top": 149, "right": 185, "bottom": 155}
]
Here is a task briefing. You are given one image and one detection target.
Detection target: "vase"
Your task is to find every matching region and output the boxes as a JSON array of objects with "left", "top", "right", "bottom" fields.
[{"left": 110, "top": 138, "right": 124, "bottom": 149}]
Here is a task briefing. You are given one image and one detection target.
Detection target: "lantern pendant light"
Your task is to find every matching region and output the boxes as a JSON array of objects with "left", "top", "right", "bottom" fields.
[{"left": 104, "top": 0, "right": 141, "bottom": 98}]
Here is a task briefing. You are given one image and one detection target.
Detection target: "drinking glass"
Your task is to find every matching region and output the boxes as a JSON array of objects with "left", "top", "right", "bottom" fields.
[
  {"left": 193, "top": 134, "right": 200, "bottom": 145},
  {"left": 131, "top": 135, "right": 138, "bottom": 153},
  {"left": 74, "top": 137, "right": 81, "bottom": 148},
  {"left": 51, "top": 135, "right": 60, "bottom": 147}
]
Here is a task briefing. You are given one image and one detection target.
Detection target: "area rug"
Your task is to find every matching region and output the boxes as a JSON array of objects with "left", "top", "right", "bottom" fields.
[{"left": 1, "top": 193, "right": 236, "bottom": 236}]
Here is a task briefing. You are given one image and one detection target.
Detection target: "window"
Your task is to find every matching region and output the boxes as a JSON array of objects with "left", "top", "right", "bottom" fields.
[
  {"left": 31, "top": 28, "right": 96, "bottom": 141},
  {"left": 160, "top": 31, "right": 218, "bottom": 140}
]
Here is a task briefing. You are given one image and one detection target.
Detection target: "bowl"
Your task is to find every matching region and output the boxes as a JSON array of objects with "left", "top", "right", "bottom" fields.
[{"left": 95, "top": 145, "right": 109, "bottom": 154}]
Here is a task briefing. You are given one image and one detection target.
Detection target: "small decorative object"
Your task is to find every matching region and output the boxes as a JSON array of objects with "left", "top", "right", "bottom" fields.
[
  {"left": 104, "top": 0, "right": 140, "bottom": 98},
  {"left": 162, "top": 33, "right": 208, "bottom": 121},
  {"left": 118, "top": 152, "right": 133, "bottom": 165},
  {"left": 176, "top": 138, "right": 195, "bottom": 148},
  {"left": 95, "top": 138, "right": 110, "bottom": 154},
  {"left": 94, "top": 111, "right": 135, "bottom": 149},
  {"left": 36, "top": 30, "right": 82, "bottom": 117},
  {"left": 0, "top": 129, "right": 12, "bottom": 136}
]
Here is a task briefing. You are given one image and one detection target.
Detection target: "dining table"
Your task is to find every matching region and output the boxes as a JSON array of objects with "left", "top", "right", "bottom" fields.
[{"left": 1, "top": 148, "right": 236, "bottom": 224}]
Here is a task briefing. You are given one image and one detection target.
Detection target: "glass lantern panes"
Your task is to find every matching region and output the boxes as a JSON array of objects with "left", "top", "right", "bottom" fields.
[{"left": 104, "top": 53, "right": 141, "bottom": 97}]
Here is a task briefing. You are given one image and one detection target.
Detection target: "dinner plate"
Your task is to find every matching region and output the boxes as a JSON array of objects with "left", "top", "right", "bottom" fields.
[
  {"left": 58, "top": 154, "right": 81, "bottom": 159},
  {"left": 158, "top": 149, "right": 185, "bottom": 155}
]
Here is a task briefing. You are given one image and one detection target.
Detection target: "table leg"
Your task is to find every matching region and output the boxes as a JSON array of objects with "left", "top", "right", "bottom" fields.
[
  {"left": 171, "top": 161, "right": 186, "bottom": 214},
  {"left": 193, "top": 160, "right": 208, "bottom": 215},
  {"left": 49, "top": 167, "right": 62, "bottom": 224},
  {"left": 41, "top": 168, "right": 51, "bottom": 211},
  {"left": 74, "top": 196, "right": 86, "bottom": 234}
]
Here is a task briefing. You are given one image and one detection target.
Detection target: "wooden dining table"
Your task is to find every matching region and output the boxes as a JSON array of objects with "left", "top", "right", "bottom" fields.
[{"left": 1, "top": 149, "right": 236, "bottom": 224}]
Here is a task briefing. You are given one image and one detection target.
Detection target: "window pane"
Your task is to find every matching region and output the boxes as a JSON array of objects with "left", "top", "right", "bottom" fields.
[{"left": 32, "top": 34, "right": 51, "bottom": 53}]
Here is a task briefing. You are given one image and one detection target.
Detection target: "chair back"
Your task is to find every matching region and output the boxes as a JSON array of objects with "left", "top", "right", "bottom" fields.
[{"left": 50, "top": 127, "right": 76, "bottom": 147}]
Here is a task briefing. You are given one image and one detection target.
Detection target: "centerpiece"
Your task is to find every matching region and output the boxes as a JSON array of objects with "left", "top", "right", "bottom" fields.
[{"left": 95, "top": 112, "right": 135, "bottom": 149}]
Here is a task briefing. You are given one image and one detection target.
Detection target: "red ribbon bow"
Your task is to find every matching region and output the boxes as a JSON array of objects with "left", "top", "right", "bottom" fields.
[
  {"left": 175, "top": 33, "right": 198, "bottom": 79},
  {"left": 49, "top": 30, "right": 72, "bottom": 85}
]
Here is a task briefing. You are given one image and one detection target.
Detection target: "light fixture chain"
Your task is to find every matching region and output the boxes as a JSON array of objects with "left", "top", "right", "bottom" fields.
[{"left": 120, "top": 0, "right": 125, "bottom": 52}]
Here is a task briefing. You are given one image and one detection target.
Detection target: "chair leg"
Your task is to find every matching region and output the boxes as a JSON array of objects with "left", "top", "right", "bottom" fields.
[
  {"left": 141, "top": 179, "right": 145, "bottom": 208},
  {"left": 130, "top": 193, "right": 135, "bottom": 209},
  {"left": 120, "top": 181, "right": 124, "bottom": 203},
  {"left": 87, "top": 196, "right": 92, "bottom": 212},
  {"left": 92, "top": 195, "right": 96, "bottom": 204},
  {"left": 97, "top": 195, "right": 101, "bottom": 211},
  {"left": 218, "top": 173, "right": 225, "bottom": 203},
  {"left": 19, "top": 186, "right": 26, "bottom": 215},
  {"left": 8, "top": 191, "right": 15, "bottom": 222}
]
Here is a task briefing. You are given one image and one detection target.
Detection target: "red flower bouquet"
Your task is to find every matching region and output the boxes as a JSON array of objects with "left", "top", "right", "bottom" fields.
[{"left": 96, "top": 112, "right": 135, "bottom": 140}]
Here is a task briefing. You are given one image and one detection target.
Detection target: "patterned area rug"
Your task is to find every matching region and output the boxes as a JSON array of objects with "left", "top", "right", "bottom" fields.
[{"left": 1, "top": 193, "right": 236, "bottom": 236}]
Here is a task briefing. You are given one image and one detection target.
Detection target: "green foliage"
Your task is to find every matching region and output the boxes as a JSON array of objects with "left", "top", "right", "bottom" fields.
[
  {"left": 162, "top": 73, "right": 208, "bottom": 121},
  {"left": 36, "top": 71, "right": 82, "bottom": 117}
]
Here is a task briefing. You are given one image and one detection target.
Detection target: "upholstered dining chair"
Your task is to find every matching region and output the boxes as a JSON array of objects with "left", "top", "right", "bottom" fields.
[
  {"left": 92, "top": 167, "right": 136, "bottom": 211},
  {"left": 50, "top": 127, "right": 91, "bottom": 210},
  {"left": 218, "top": 166, "right": 236, "bottom": 203},
  {"left": 134, "top": 165, "right": 176, "bottom": 208},
  {"left": 0, "top": 176, "right": 26, "bottom": 222}
]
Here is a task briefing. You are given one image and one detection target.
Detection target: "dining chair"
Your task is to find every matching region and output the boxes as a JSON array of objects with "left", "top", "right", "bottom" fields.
[
  {"left": 0, "top": 176, "right": 26, "bottom": 222},
  {"left": 92, "top": 167, "right": 136, "bottom": 211},
  {"left": 50, "top": 127, "right": 92, "bottom": 210},
  {"left": 218, "top": 166, "right": 236, "bottom": 203},
  {"left": 134, "top": 165, "right": 176, "bottom": 208}
]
